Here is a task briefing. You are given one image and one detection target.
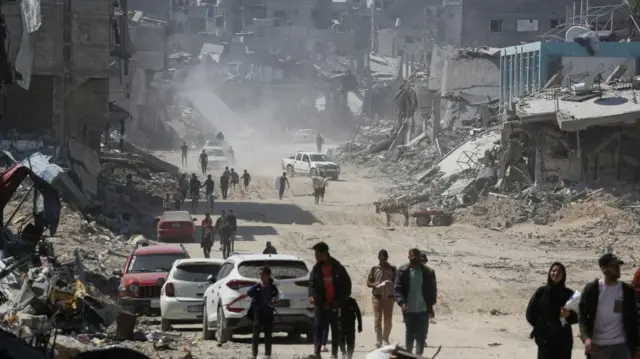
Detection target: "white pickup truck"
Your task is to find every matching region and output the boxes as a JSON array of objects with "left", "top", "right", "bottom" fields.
[{"left": 282, "top": 151, "right": 341, "bottom": 180}]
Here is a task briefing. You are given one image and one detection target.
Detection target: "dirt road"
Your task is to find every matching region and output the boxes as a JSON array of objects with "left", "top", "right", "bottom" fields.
[{"left": 149, "top": 142, "right": 627, "bottom": 359}]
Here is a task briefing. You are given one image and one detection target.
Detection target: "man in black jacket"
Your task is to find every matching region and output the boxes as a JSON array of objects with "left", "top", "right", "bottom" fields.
[
  {"left": 308, "top": 242, "right": 352, "bottom": 359},
  {"left": 393, "top": 248, "right": 437, "bottom": 356},
  {"left": 226, "top": 210, "right": 237, "bottom": 252},
  {"left": 579, "top": 254, "right": 640, "bottom": 359}
]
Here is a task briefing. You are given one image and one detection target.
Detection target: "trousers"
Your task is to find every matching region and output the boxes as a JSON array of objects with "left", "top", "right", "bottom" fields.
[
  {"left": 314, "top": 307, "right": 339, "bottom": 356},
  {"left": 373, "top": 296, "right": 394, "bottom": 344},
  {"left": 339, "top": 321, "right": 355, "bottom": 355},
  {"left": 589, "top": 344, "right": 632, "bottom": 359},
  {"left": 403, "top": 312, "right": 428, "bottom": 355},
  {"left": 252, "top": 313, "right": 274, "bottom": 357}
]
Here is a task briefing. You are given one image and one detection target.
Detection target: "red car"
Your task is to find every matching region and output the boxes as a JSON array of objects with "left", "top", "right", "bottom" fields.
[
  {"left": 156, "top": 211, "right": 197, "bottom": 243},
  {"left": 116, "top": 243, "right": 190, "bottom": 315}
]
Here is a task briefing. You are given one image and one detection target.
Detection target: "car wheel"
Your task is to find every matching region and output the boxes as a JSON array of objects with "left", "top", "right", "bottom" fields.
[
  {"left": 331, "top": 175, "right": 339, "bottom": 181},
  {"left": 286, "top": 165, "right": 295, "bottom": 177},
  {"left": 161, "top": 318, "right": 171, "bottom": 331},
  {"left": 310, "top": 168, "right": 317, "bottom": 177},
  {"left": 217, "top": 305, "right": 232, "bottom": 343},
  {"left": 202, "top": 306, "right": 215, "bottom": 340}
]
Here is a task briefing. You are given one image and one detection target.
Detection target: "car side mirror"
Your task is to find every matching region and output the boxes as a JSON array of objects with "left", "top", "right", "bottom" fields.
[
  {"left": 207, "top": 274, "right": 216, "bottom": 283},
  {"left": 112, "top": 269, "right": 123, "bottom": 277},
  {"left": 192, "top": 217, "right": 197, "bottom": 222}
]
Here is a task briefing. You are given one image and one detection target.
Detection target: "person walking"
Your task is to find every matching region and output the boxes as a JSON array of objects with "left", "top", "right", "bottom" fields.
[
  {"left": 189, "top": 174, "right": 201, "bottom": 213},
  {"left": 316, "top": 133, "right": 324, "bottom": 153},
  {"left": 579, "top": 253, "right": 640, "bottom": 359},
  {"left": 320, "top": 174, "right": 329, "bottom": 203},
  {"left": 393, "top": 248, "right": 437, "bottom": 356},
  {"left": 230, "top": 169, "right": 240, "bottom": 190},
  {"left": 220, "top": 213, "right": 234, "bottom": 259},
  {"left": 172, "top": 187, "right": 183, "bottom": 210},
  {"left": 214, "top": 210, "right": 226, "bottom": 251},
  {"left": 367, "top": 249, "right": 397, "bottom": 348},
  {"left": 312, "top": 175, "right": 323, "bottom": 205},
  {"left": 226, "top": 266, "right": 279, "bottom": 359},
  {"left": 339, "top": 296, "right": 362, "bottom": 359},
  {"left": 278, "top": 172, "right": 290, "bottom": 200},
  {"left": 220, "top": 170, "right": 230, "bottom": 200},
  {"left": 308, "top": 242, "right": 352, "bottom": 359},
  {"left": 178, "top": 174, "right": 189, "bottom": 203},
  {"left": 202, "top": 174, "right": 215, "bottom": 212},
  {"left": 200, "top": 214, "right": 214, "bottom": 258},
  {"left": 242, "top": 170, "right": 251, "bottom": 189},
  {"left": 526, "top": 262, "right": 578, "bottom": 359},
  {"left": 199, "top": 149, "right": 208, "bottom": 176},
  {"left": 163, "top": 193, "right": 171, "bottom": 212},
  {"left": 227, "top": 209, "right": 237, "bottom": 252},
  {"left": 181, "top": 141, "right": 188, "bottom": 166}
]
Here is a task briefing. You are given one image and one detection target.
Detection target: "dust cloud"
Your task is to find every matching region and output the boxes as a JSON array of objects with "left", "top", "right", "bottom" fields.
[{"left": 177, "top": 63, "right": 326, "bottom": 177}]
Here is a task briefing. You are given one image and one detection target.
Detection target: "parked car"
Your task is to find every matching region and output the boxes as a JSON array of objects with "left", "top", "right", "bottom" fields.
[
  {"left": 202, "top": 254, "right": 313, "bottom": 342},
  {"left": 160, "top": 258, "right": 224, "bottom": 331},
  {"left": 156, "top": 211, "right": 197, "bottom": 243},
  {"left": 116, "top": 243, "right": 190, "bottom": 315},
  {"left": 281, "top": 151, "right": 340, "bottom": 180}
]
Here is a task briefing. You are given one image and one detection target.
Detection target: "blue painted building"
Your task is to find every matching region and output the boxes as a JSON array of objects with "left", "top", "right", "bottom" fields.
[{"left": 499, "top": 41, "right": 640, "bottom": 109}]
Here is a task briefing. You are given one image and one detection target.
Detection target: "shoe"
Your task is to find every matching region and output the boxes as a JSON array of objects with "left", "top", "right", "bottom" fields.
[
  {"left": 375, "top": 342, "right": 382, "bottom": 348},
  {"left": 322, "top": 346, "right": 328, "bottom": 352},
  {"left": 382, "top": 340, "right": 390, "bottom": 346}
]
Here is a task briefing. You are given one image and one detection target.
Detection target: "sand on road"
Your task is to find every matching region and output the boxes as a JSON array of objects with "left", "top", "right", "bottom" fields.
[{"left": 150, "top": 144, "right": 616, "bottom": 359}]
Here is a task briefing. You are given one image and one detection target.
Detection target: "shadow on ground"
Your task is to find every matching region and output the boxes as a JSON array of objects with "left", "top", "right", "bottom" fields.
[
  {"left": 194, "top": 225, "right": 278, "bottom": 242},
  {"left": 205, "top": 201, "right": 322, "bottom": 225}
]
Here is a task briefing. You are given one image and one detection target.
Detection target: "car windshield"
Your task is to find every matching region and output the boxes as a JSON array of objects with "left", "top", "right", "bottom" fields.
[
  {"left": 309, "top": 154, "right": 328, "bottom": 162},
  {"left": 173, "top": 263, "right": 222, "bottom": 282},
  {"left": 127, "top": 253, "right": 189, "bottom": 274},
  {"left": 238, "top": 260, "right": 309, "bottom": 280},
  {"left": 206, "top": 149, "right": 225, "bottom": 157}
]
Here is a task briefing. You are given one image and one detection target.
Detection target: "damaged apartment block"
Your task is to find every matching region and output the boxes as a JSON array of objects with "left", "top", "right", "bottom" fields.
[{"left": 500, "top": 40, "right": 640, "bottom": 188}]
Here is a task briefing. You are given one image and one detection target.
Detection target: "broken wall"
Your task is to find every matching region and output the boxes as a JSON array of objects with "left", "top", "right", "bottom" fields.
[{"left": 430, "top": 49, "right": 500, "bottom": 129}]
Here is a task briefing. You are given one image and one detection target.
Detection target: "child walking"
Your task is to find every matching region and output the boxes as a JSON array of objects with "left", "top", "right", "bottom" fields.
[{"left": 340, "top": 297, "right": 362, "bottom": 359}]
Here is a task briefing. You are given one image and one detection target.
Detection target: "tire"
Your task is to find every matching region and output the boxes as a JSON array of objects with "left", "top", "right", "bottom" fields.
[
  {"left": 161, "top": 318, "right": 171, "bottom": 331},
  {"left": 310, "top": 168, "right": 317, "bottom": 177},
  {"left": 217, "top": 305, "right": 232, "bottom": 343},
  {"left": 202, "top": 306, "right": 215, "bottom": 340},
  {"left": 331, "top": 175, "right": 339, "bottom": 181},
  {"left": 286, "top": 165, "right": 295, "bottom": 177}
]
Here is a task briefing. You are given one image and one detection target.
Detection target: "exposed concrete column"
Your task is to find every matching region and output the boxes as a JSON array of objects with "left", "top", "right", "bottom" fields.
[
  {"left": 430, "top": 91, "right": 440, "bottom": 141},
  {"left": 533, "top": 130, "right": 544, "bottom": 188}
]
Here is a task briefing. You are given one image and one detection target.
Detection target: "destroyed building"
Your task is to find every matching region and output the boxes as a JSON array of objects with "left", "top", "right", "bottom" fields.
[{"left": 1, "top": 0, "right": 114, "bottom": 151}]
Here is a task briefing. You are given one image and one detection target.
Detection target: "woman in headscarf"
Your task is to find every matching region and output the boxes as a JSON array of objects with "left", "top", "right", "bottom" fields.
[{"left": 526, "top": 262, "right": 578, "bottom": 359}]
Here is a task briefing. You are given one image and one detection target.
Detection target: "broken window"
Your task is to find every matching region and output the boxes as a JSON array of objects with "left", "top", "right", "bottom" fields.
[
  {"left": 490, "top": 20, "right": 502, "bottom": 32},
  {"left": 550, "top": 19, "right": 560, "bottom": 29},
  {"left": 215, "top": 15, "right": 224, "bottom": 27},
  {"left": 516, "top": 19, "right": 538, "bottom": 32}
]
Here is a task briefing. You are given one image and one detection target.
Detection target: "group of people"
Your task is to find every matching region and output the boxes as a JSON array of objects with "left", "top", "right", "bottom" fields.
[
  {"left": 164, "top": 168, "right": 252, "bottom": 214},
  {"left": 227, "top": 242, "right": 438, "bottom": 359},
  {"left": 526, "top": 254, "right": 640, "bottom": 359},
  {"left": 200, "top": 210, "right": 238, "bottom": 259}
]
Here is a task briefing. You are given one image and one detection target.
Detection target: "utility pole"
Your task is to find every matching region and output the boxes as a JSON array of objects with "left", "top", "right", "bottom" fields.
[{"left": 120, "top": 0, "right": 128, "bottom": 152}]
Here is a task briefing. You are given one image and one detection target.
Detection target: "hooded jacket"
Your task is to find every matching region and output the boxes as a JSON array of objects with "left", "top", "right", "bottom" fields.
[
  {"left": 309, "top": 257, "right": 351, "bottom": 307},
  {"left": 526, "top": 262, "right": 578, "bottom": 347}
]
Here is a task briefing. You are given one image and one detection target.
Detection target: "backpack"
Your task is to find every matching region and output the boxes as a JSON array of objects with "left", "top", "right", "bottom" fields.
[{"left": 247, "top": 283, "right": 279, "bottom": 321}]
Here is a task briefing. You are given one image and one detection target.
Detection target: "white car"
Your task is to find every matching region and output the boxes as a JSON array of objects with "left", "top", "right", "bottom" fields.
[
  {"left": 205, "top": 147, "right": 232, "bottom": 168},
  {"left": 291, "top": 129, "right": 313, "bottom": 143},
  {"left": 202, "top": 254, "right": 314, "bottom": 343},
  {"left": 160, "top": 258, "right": 225, "bottom": 331}
]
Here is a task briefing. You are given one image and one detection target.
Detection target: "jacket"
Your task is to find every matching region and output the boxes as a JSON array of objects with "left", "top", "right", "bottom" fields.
[
  {"left": 578, "top": 279, "right": 640, "bottom": 354},
  {"left": 393, "top": 263, "right": 437, "bottom": 312},
  {"left": 309, "top": 257, "right": 352, "bottom": 307},
  {"left": 226, "top": 215, "right": 237, "bottom": 231},
  {"left": 341, "top": 297, "right": 363, "bottom": 331},
  {"left": 526, "top": 285, "right": 578, "bottom": 347}
]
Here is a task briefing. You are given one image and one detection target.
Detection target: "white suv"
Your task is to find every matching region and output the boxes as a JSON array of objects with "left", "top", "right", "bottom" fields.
[
  {"left": 202, "top": 254, "right": 314, "bottom": 343},
  {"left": 160, "top": 258, "right": 224, "bottom": 331}
]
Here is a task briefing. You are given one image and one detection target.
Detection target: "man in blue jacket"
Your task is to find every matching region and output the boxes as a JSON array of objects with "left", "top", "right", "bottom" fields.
[
  {"left": 308, "top": 242, "right": 352, "bottom": 359},
  {"left": 393, "top": 248, "right": 437, "bottom": 355}
]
